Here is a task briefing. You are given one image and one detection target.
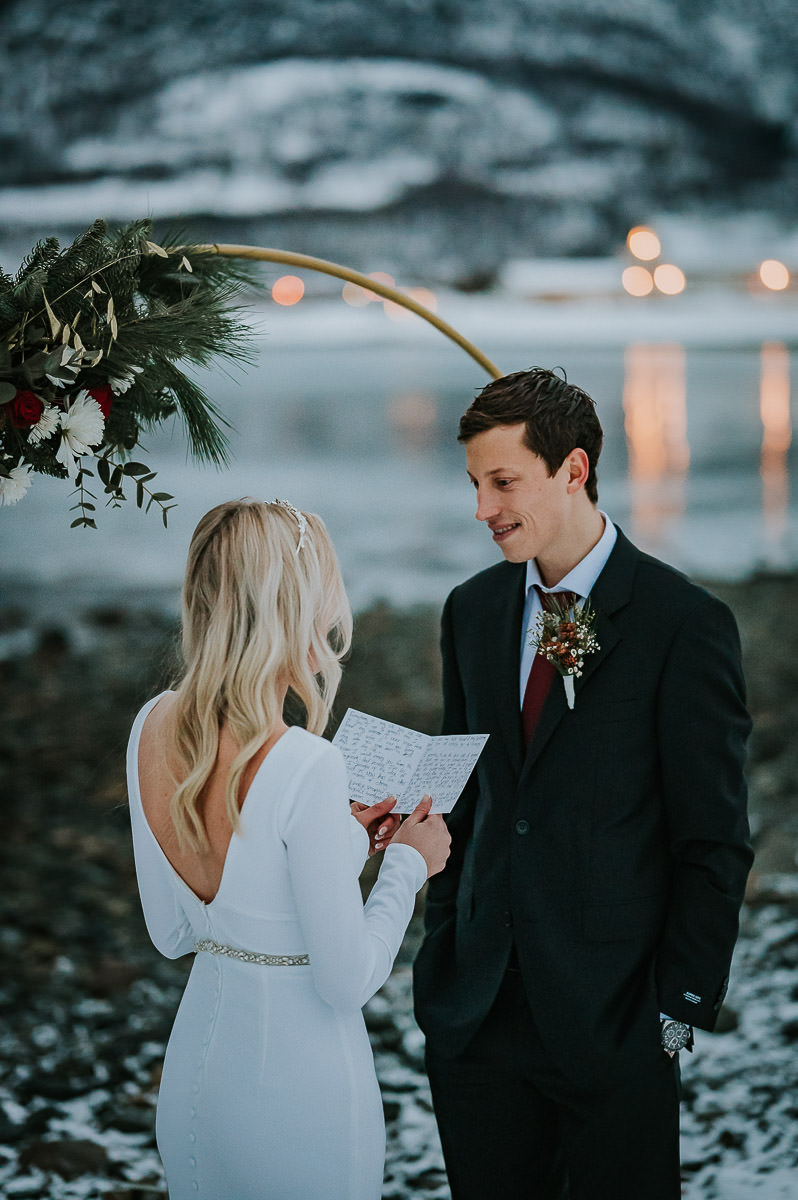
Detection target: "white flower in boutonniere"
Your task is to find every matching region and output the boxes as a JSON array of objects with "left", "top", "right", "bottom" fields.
[
  {"left": 528, "top": 594, "right": 600, "bottom": 709},
  {"left": 55, "top": 390, "right": 105, "bottom": 479}
]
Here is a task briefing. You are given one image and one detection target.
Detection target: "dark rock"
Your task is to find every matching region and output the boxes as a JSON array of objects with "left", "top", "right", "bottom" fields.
[
  {"left": 88, "top": 607, "right": 129, "bottom": 628},
  {"left": 0, "top": 1115, "right": 29, "bottom": 1143},
  {"left": 105, "top": 1190, "right": 168, "bottom": 1200},
  {"left": 81, "top": 958, "right": 142, "bottom": 997},
  {"left": 98, "top": 1102, "right": 156, "bottom": 1135},
  {"left": 19, "top": 1072, "right": 96, "bottom": 1102},
  {"left": 717, "top": 1128, "right": 746, "bottom": 1150},
  {"left": 19, "top": 1137, "right": 110, "bottom": 1179},
  {"left": 35, "top": 627, "right": 70, "bottom": 661}
]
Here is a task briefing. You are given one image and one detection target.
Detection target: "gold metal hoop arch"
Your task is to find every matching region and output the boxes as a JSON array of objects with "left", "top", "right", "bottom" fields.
[{"left": 200, "top": 244, "right": 503, "bottom": 381}]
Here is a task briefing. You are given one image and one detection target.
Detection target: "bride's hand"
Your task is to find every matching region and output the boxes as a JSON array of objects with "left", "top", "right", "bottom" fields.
[
  {"left": 391, "top": 795, "right": 451, "bottom": 878},
  {"left": 350, "top": 797, "right": 401, "bottom": 856}
]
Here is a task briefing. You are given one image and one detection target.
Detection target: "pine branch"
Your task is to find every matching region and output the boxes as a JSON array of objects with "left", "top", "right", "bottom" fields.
[{"left": 1, "top": 218, "right": 257, "bottom": 523}]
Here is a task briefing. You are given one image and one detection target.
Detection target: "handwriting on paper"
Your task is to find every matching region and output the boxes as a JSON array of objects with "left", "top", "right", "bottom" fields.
[{"left": 332, "top": 709, "right": 489, "bottom": 813}]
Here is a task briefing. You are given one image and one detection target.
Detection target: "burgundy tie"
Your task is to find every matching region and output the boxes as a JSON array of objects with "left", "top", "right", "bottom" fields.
[{"left": 522, "top": 587, "right": 577, "bottom": 745}]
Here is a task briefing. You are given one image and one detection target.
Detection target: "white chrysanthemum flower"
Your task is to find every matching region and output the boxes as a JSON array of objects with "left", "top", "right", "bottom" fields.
[
  {"left": 27, "top": 404, "right": 62, "bottom": 446},
  {"left": 0, "top": 461, "right": 33, "bottom": 506},
  {"left": 55, "top": 391, "right": 105, "bottom": 478}
]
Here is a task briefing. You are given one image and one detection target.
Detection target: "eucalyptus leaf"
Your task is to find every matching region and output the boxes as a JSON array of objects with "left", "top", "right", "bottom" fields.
[{"left": 22, "top": 350, "right": 50, "bottom": 374}]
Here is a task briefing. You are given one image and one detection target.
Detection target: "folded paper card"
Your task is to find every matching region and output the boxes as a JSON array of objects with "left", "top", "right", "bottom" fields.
[{"left": 332, "top": 708, "right": 489, "bottom": 814}]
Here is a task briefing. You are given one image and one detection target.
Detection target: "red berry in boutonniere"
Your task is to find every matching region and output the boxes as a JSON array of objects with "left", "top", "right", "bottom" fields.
[{"left": 9, "top": 390, "right": 44, "bottom": 428}]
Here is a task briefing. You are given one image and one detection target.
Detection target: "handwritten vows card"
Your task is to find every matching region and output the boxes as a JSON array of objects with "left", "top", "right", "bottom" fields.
[{"left": 332, "top": 708, "right": 489, "bottom": 814}]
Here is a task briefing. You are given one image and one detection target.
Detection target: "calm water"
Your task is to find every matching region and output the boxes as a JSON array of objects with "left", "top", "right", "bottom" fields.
[{"left": 2, "top": 327, "right": 797, "bottom": 617}]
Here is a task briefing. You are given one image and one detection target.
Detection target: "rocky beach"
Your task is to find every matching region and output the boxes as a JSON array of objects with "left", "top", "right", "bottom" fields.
[{"left": 1, "top": 576, "right": 797, "bottom": 1198}]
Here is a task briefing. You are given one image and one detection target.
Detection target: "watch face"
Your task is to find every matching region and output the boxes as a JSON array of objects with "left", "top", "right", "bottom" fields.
[{"left": 662, "top": 1021, "right": 690, "bottom": 1051}]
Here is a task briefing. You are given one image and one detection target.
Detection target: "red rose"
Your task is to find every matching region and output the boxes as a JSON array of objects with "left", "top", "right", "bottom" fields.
[
  {"left": 9, "top": 390, "right": 44, "bottom": 428},
  {"left": 87, "top": 385, "right": 113, "bottom": 419}
]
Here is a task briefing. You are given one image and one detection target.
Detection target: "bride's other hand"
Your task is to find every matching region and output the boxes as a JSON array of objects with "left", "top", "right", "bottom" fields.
[
  {"left": 350, "top": 797, "right": 401, "bottom": 856},
  {"left": 391, "top": 796, "right": 451, "bottom": 878}
]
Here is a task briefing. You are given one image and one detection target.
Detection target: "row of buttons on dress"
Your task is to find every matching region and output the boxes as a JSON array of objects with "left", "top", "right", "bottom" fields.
[{"left": 186, "top": 943, "right": 223, "bottom": 1193}]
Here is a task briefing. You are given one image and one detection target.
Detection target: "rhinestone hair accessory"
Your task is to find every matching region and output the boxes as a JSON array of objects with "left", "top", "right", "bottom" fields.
[{"left": 271, "top": 498, "right": 308, "bottom": 554}]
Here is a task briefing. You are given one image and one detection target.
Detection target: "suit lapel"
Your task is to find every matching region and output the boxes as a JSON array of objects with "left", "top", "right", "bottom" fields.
[
  {"left": 476, "top": 562, "right": 526, "bottom": 777},
  {"left": 520, "top": 528, "right": 639, "bottom": 777}
]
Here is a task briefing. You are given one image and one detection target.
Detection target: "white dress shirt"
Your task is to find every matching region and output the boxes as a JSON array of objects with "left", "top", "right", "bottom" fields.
[{"left": 519, "top": 512, "right": 617, "bottom": 705}]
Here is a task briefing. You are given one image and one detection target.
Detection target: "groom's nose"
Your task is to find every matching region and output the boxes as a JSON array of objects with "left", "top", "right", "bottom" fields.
[{"left": 475, "top": 490, "right": 499, "bottom": 522}]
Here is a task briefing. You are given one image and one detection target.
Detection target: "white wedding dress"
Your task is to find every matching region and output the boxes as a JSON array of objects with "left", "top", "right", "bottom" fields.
[{"left": 127, "top": 694, "right": 426, "bottom": 1200}]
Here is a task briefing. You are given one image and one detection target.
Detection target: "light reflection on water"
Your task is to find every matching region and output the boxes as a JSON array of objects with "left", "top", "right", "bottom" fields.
[
  {"left": 623, "top": 343, "right": 690, "bottom": 542},
  {"left": 1, "top": 339, "right": 796, "bottom": 615},
  {"left": 760, "top": 342, "right": 792, "bottom": 548}
]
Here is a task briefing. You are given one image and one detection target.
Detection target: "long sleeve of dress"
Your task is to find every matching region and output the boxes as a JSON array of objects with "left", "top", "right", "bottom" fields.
[{"left": 281, "top": 742, "right": 427, "bottom": 1010}]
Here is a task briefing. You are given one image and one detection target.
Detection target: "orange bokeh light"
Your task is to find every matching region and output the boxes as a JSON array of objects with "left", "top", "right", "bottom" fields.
[
  {"left": 341, "top": 282, "right": 371, "bottom": 307},
  {"left": 272, "top": 275, "right": 305, "bottom": 306},
  {"left": 365, "top": 271, "right": 396, "bottom": 301},
  {"left": 406, "top": 286, "right": 437, "bottom": 312},
  {"left": 759, "top": 259, "right": 790, "bottom": 291},
  {"left": 622, "top": 266, "right": 654, "bottom": 297},
  {"left": 627, "top": 226, "right": 661, "bottom": 261},
  {"left": 653, "top": 264, "right": 686, "bottom": 295},
  {"left": 385, "top": 300, "right": 413, "bottom": 322}
]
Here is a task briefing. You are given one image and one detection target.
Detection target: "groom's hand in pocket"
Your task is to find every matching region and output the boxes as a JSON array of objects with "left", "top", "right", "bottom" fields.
[{"left": 350, "top": 797, "right": 401, "bottom": 855}]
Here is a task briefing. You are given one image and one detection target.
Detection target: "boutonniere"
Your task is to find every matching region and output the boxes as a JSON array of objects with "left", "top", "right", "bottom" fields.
[{"left": 528, "top": 594, "right": 600, "bottom": 709}]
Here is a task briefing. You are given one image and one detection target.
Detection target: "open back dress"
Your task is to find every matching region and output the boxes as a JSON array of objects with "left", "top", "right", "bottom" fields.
[{"left": 127, "top": 694, "right": 426, "bottom": 1200}]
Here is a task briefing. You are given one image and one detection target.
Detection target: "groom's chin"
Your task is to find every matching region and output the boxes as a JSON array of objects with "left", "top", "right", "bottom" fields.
[{"left": 497, "top": 542, "right": 530, "bottom": 564}]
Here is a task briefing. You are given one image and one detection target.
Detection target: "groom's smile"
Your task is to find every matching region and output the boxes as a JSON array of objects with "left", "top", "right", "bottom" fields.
[{"left": 489, "top": 520, "right": 521, "bottom": 543}]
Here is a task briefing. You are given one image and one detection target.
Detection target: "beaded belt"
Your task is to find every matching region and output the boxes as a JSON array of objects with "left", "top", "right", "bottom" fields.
[{"left": 194, "top": 939, "right": 310, "bottom": 967}]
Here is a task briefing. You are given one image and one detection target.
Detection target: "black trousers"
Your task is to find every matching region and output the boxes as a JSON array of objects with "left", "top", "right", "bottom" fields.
[{"left": 426, "top": 969, "right": 682, "bottom": 1200}]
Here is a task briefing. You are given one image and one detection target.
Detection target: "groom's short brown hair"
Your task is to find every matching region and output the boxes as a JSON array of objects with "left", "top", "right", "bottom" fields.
[{"left": 458, "top": 367, "right": 604, "bottom": 504}]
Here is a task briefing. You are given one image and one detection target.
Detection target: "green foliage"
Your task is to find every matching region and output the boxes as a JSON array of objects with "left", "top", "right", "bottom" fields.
[{"left": 0, "top": 218, "right": 256, "bottom": 523}]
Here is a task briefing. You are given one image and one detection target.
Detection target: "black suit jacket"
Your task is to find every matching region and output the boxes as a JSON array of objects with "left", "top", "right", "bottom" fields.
[{"left": 413, "top": 529, "right": 753, "bottom": 1084}]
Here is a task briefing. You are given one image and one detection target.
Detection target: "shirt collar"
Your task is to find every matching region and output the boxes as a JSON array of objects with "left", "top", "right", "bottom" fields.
[{"left": 525, "top": 512, "right": 617, "bottom": 600}]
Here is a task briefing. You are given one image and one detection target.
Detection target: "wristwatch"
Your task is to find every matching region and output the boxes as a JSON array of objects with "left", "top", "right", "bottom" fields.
[{"left": 660, "top": 1018, "right": 692, "bottom": 1053}]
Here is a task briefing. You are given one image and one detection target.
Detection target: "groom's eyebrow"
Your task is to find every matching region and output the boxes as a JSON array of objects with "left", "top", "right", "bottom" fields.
[{"left": 466, "top": 467, "right": 513, "bottom": 481}]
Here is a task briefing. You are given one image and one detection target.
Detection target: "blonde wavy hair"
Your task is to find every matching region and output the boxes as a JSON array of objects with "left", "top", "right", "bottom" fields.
[{"left": 169, "top": 498, "right": 352, "bottom": 851}]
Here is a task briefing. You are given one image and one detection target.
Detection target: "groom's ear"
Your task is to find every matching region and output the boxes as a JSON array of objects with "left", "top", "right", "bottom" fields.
[{"left": 564, "top": 448, "right": 590, "bottom": 494}]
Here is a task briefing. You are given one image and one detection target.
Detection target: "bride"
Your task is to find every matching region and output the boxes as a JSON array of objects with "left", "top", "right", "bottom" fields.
[{"left": 126, "top": 497, "right": 450, "bottom": 1200}]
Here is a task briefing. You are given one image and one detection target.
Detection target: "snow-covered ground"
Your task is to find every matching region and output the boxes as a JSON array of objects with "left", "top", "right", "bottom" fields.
[{"left": 2, "top": 881, "right": 796, "bottom": 1198}]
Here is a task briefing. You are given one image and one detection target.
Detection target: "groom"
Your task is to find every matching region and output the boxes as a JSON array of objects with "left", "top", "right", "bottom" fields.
[{"left": 413, "top": 368, "right": 753, "bottom": 1199}]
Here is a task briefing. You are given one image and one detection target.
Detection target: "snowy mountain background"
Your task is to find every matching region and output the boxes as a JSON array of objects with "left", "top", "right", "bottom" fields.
[{"left": 1, "top": 0, "right": 797, "bottom": 280}]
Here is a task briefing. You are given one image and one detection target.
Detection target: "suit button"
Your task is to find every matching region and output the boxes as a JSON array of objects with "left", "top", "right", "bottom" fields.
[
  {"left": 504, "top": 911, "right": 513, "bottom": 928},
  {"left": 515, "top": 819, "right": 530, "bottom": 835}
]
